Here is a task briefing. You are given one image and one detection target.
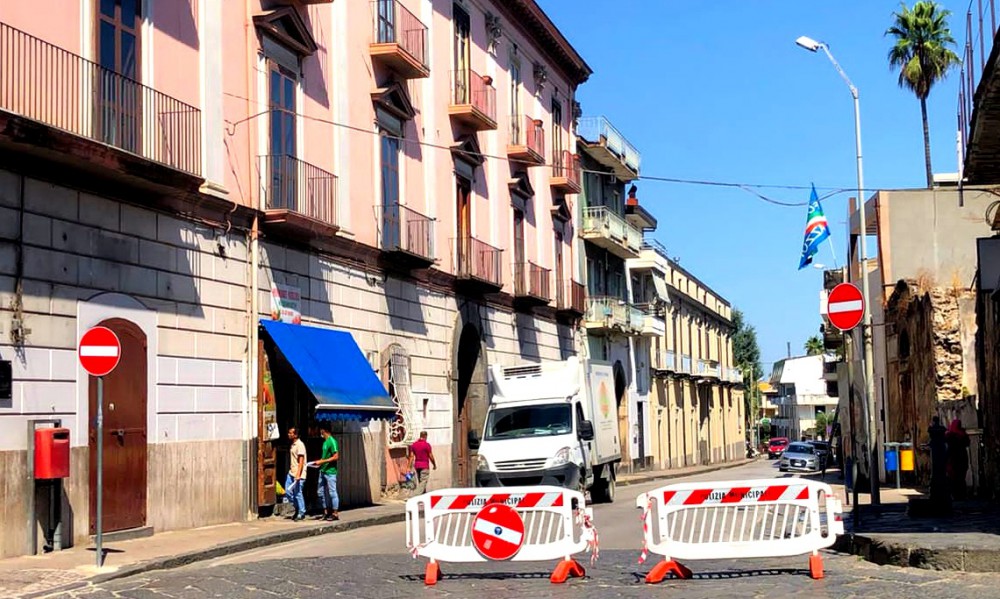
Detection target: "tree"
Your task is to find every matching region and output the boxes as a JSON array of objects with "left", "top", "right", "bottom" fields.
[
  {"left": 732, "top": 308, "right": 763, "bottom": 429},
  {"left": 804, "top": 335, "right": 824, "bottom": 356},
  {"left": 814, "top": 411, "right": 833, "bottom": 440},
  {"left": 886, "top": 1, "right": 961, "bottom": 188}
]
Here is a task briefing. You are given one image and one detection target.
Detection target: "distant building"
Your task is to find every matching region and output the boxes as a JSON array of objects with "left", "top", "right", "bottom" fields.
[{"left": 769, "top": 355, "right": 838, "bottom": 441}]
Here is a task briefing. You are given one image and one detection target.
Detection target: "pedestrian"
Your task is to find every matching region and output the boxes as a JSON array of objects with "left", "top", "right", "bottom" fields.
[
  {"left": 408, "top": 431, "right": 436, "bottom": 495},
  {"left": 309, "top": 423, "right": 340, "bottom": 521},
  {"left": 285, "top": 427, "right": 306, "bottom": 521},
  {"left": 928, "top": 416, "right": 949, "bottom": 507},
  {"left": 945, "top": 418, "right": 970, "bottom": 500}
]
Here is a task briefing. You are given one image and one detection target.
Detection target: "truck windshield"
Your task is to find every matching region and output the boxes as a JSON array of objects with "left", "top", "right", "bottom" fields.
[{"left": 485, "top": 404, "right": 572, "bottom": 440}]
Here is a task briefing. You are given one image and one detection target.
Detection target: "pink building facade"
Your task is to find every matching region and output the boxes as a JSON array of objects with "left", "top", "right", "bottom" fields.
[{"left": 0, "top": 0, "right": 590, "bottom": 557}]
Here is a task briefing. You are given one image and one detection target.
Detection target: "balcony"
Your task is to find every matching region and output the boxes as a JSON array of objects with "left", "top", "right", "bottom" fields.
[
  {"left": 507, "top": 115, "right": 545, "bottom": 166},
  {"left": 581, "top": 206, "right": 643, "bottom": 259},
  {"left": 258, "top": 155, "right": 338, "bottom": 237},
  {"left": 584, "top": 296, "right": 638, "bottom": 334},
  {"left": 658, "top": 350, "right": 677, "bottom": 373},
  {"left": 550, "top": 150, "right": 581, "bottom": 194},
  {"left": 381, "top": 202, "right": 435, "bottom": 268},
  {"left": 513, "top": 261, "right": 552, "bottom": 308},
  {"left": 0, "top": 22, "right": 202, "bottom": 178},
  {"left": 680, "top": 354, "right": 693, "bottom": 374},
  {"left": 696, "top": 360, "right": 720, "bottom": 380},
  {"left": 577, "top": 116, "right": 640, "bottom": 181},
  {"left": 633, "top": 303, "right": 665, "bottom": 337},
  {"left": 555, "top": 279, "right": 586, "bottom": 320},
  {"left": 823, "top": 359, "right": 838, "bottom": 381},
  {"left": 449, "top": 69, "right": 497, "bottom": 131},
  {"left": 370, "top": 0, "right": 429, "bottom": 79},
  {"left": 453, "top": 236, "right": 503, "bottom": 294},
  {"left": 959, "top": 0, "right": 1000, "bottom": 183}
]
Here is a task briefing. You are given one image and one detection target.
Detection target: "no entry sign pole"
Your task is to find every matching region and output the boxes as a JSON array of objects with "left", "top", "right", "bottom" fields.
[{"left": 79, "top": 326, "right": 122, "bottom": 568}]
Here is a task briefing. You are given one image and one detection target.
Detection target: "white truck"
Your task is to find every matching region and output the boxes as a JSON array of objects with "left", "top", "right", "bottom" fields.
[{"left": 471, "top": 356, "right": 621, "bottom": 503}]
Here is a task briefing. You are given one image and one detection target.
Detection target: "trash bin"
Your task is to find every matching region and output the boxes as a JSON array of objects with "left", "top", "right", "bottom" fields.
[
  {"left": 900, "top": 447, "right": 915, "bottom": 472},
  {"left": 884, "top": 447, "right": 899, "bottom": 473},
  {"left": 34, "top": 427, "right": 70, "bottom": 479}
]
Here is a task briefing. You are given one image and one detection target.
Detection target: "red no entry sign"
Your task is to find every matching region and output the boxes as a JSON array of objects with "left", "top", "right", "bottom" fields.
[
  {"left": 471, "top": 503, "right": 525, "bottom": 561},
  {"left": 827, "top": 283, "right": 865, "bottom": 332},
  {"left": 78, "top": 326, "right": 122, "bottom": 377}
]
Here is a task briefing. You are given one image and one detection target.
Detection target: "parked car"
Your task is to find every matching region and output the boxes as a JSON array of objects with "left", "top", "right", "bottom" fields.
[
  {"left": 779, "top": 442, "right": 820, "bottom": 473},
  {"left": 807, "top": 440, "right": 832, "bottom": 468},
  {"left": 767, "top": 437, "right": 789, "bottom": 459}
]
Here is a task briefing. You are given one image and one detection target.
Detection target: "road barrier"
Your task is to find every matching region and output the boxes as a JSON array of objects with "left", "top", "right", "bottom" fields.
[
  {"left": 636, "top": 478, "right": 844, "bottom": 583},
  {"left": 405, "top": 485, "right": 598, "bottom": 586}
]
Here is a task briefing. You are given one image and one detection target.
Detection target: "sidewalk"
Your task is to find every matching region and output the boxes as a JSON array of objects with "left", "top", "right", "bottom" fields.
[
  {"left": 824, "top": 475, "right": 1000, "bottom": 572},
  {"left": 0, "top": 459, "right": 758, "bottom": 598},
  {"left": 0, "top": 502, "right": 406, "bottom": 599}
]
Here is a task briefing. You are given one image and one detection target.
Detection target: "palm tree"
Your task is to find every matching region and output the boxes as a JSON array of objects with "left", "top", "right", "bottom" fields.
[
  {"left": 804, "top": 335, "right": 824, "bottom": 356},
  {"left": 886, "top": 1, "right": 961, "bottom": 188}
]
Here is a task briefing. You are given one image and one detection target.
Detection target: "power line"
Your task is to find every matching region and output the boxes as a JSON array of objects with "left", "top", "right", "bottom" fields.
[{"left": 224, "top": 95, "right": 866, "bottom": 209}]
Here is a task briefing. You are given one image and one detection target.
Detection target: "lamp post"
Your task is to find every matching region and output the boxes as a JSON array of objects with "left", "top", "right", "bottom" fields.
[{"left": 796, "top": 35, "right": 879, "bottom": 505}]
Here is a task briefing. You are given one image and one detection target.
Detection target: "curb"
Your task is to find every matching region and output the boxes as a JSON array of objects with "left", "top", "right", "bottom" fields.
[
  {"left": 24, "top": 510, "right": 406, "bottom": 599},
  {"left": 617, "top": 458, "right": 758, "bottom": 488},
  {"left": 834, "top": 532, "right": 1000, "bottom": 573}
]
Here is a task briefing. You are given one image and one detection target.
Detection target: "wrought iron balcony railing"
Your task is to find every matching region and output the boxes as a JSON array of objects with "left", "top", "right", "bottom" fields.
[{"left": 258, "top": 154, "right": 338, "bottom": 228}]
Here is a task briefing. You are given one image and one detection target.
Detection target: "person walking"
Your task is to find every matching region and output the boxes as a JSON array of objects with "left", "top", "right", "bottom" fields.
[
  {"left": 945, "top": 419, "right": 971, "bottom": 500},
  {"left": 285, "top": 427, "right": 306, "bottom": 521},
  {"left": 408, "top": 431, "right": 436, "bottom": 495},
  {"left": 310, "top": 423, "right": 340, "bottom": 521}
]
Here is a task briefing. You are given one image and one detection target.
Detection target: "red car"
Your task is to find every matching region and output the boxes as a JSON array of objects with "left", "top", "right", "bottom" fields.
[{"left": 767, "top": 437, "right": 789, "bottom": 459}]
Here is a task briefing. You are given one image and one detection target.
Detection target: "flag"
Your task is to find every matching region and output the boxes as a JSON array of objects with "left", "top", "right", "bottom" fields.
[{"left": 798, "top": 184, "right": 831, "bottom": 270}]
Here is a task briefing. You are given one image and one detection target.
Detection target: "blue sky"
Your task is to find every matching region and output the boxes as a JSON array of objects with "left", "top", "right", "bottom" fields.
[{"left": 540, "top": 0, "right": 970, "bottom": 372}]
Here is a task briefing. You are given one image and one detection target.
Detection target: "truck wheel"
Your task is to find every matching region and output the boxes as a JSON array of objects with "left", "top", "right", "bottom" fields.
[{"left": 592, "top": 474, "right": 615, "bottom": 504}]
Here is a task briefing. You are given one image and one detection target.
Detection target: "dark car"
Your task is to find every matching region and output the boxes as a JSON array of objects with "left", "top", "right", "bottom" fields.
[
  {"left": 767, "top": 437, "right": 789, "bottom": 459},
  {"left": 808, "top": 441, "right": 832, "bottom": 468}
]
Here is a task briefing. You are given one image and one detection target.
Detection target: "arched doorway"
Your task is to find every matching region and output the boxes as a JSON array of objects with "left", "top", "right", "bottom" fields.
[
  {"left": 613, "top": 360, "right": 629, "bottom": 463},
  {"left": 454, "top": 323, "right": 485, "bottom": 486},
  {"left": 89, "top": 318, "right": 148, "bottom": 534}
]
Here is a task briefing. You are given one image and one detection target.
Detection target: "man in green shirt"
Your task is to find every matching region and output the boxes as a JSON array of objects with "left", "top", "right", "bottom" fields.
[{"left": 311, "top": 423, "right": 340, "bottom": 521}]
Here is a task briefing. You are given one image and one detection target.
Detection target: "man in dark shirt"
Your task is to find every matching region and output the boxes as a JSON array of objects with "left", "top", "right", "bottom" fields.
[{"left": 408, "top": 431, "right": 436, "bottom": 496}]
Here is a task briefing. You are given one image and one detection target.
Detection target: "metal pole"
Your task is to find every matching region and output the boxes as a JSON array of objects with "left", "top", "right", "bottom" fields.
[{"left": 96, "top": 376, "right": 104, "bottom": 568}]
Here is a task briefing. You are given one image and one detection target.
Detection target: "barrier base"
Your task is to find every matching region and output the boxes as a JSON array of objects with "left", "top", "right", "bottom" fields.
[
  {"left": 424, "top": 561, "right": 441, "bottom": 586},
  {"left": 809, "top": 553, "right": 824, "bottom": 579},
  {"left": 645, "top": 559, "right": 693, "bottom": 584},
  {"left": 550, "top": 559, "right": 585, "bottom": 583}
]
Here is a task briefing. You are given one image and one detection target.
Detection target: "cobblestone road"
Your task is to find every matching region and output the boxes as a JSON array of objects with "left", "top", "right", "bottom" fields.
[{"left": 59, "top": 549, "right": 1000, "bottom": 598}]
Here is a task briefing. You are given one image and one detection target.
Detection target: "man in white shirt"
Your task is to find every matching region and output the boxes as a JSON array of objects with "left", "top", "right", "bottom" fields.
[{"left": 285, "top": 427, "right": 307, "bottom": 521}]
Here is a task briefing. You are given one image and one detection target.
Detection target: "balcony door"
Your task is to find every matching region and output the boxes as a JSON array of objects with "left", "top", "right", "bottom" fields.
[
  {"left": 453, "top": 5, "right": 470, "bottom": 103},
  {"left": 554, "top": 231, "right": 565, "bottom": 305},
  {"left": 456, "top": 177, "right": 472, "bottom": 274},
  {"left": 376, "top": 0, "right": 395, "bottom": 44},
  {"left": 510, "top": 49, "right": 521, "bottom": 143},
  {"left": 551, "top": 98, "right": 563, "bottom": 162},
  {"left": 513, "top": 209, "right": 525, "bottom": 294},
  {"left": 96, "top": 0, "right": 141, "bottom": 154},
  {"left": 268, "top": 61, "right": 297, "bottom": 211}
]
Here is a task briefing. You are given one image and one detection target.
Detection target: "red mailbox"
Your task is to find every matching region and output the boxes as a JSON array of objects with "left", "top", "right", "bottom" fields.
[{"left": 34, "top": 427, "right": 70, "bottom": 479}]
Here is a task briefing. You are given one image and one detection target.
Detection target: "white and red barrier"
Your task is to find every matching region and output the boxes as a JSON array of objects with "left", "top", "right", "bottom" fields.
[
  {"left": 636, "top": 478, "right": 844, "bottom": 583},
  {"left": 405, "top": 485, "right": 598, "bottom": 586}
]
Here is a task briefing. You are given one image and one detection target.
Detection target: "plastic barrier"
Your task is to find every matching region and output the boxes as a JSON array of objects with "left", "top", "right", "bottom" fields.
[
  {"left": 636, "top": 478, "right": 844, "bottom": 583},
  {"left": 405, "top": 485, "right": 598, "bottom": 586}
]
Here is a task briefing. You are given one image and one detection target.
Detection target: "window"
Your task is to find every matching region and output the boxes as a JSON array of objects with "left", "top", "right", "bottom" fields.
[
  {"left": 513, "top": 208, "right": 526, "bottom": 292},
  {"left": 267, "top": 62, "right": 298, "bottom": 210},
  {"left": 551, "top": 98, "right": 563, "bottom": 161},
  {"left": 96, "top": 0, "right": 141, "bottom": 152},
  {"left": 384, "top": 345, "right": 415, "bottom": 447},
  {"left": 380, "top": 133, "right": 401, "bottom": 248},
  {"left": 510, "top": 47, "right": 521, "bottom": 142},
  {"left": 453, "top": 4, "right": 471, "bottom": 102}
]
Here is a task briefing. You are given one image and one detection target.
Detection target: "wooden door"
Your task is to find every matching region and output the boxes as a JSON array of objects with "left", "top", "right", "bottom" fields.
[
  {"left": 456, "top": 177, "right": 472, "bottom": 273},
  {"left": 513, "top": 209, "right": 525, "bottom": 293},
  {"left": 456, "top": 397, "right": 471, "bottom": 487},
  {"left": 257, "top": 341, "right": 277, "bottom": 508},
  {"left": 554, "top": 232, "right": 564, "bottom": 305},
  {"left": 89, "top": 318, "right": 147, "bottom": 534},
  {"left": 453, "top": 5, "right": 471, "bottom": 103}
]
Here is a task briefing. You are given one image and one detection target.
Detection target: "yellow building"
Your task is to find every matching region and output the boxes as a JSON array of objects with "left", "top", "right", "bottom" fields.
[{"left": 628, "top": 240, "right": 745, "bottom": 469}]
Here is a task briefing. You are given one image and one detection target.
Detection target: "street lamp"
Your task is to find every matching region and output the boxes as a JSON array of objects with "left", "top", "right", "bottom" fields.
[{"left": 796, "top": 35, "right": 879, "bottom": 505}]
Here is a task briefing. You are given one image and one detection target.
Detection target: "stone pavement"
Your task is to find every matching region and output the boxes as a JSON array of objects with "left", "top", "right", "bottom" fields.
[
  {"left": 0, "top": 458, "right": 754, "bottom": 598},
  {"left": 55, "top": 550, "right": 1000, "bottom": 599},
  {"left": 817, "top": 473, "right": 1000, "bottom": 572}
]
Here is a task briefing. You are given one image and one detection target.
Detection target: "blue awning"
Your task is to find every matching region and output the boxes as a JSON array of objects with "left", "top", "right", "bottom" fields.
[{"left": 260, "top": 320, "right": 394, "bottom": 421}]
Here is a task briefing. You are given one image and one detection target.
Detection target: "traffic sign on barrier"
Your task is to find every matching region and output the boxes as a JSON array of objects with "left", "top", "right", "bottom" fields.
[
  {"left": 405, "top": 485, "right": 597, "bottom": 586},
  {"left": 471, "top": 503, "right": 524, "bottom": 560},
  {"left": 637, "top": 478, "right": 843, "bottom": 583}
]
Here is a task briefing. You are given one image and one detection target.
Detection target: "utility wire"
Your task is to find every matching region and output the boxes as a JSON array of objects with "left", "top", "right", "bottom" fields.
[{"left": 224, "top": 96, "right": 869, "bottom": 209}]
